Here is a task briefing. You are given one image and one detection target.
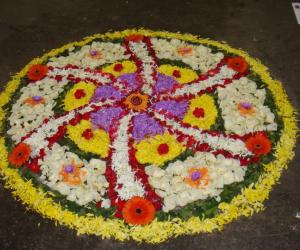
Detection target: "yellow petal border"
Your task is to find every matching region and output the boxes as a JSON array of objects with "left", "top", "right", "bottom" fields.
[{"left": 0, "top": 28, "right": 298, "bottom": 244}]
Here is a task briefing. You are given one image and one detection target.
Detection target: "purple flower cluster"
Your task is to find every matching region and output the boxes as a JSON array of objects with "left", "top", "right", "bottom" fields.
[
  {"left": 92, "top": 86, "right": 123, "bottom": 102},
  {"left": 132, "top": 113, "right": 164, "bottom": 141},
  {"left": 89, "top": 72, "right": 187, "bottom": 140},
  {"left": 153, "top": 100, "right": 188, "bottom": 119},
  {"left": 91, "top": 107, "right": 123, "bottom": 131},
  {"left": 154, "top": 73, "right": 177, "bottom": 93}
]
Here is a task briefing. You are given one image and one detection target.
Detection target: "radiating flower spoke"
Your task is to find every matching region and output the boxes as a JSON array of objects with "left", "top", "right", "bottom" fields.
[
  {"left": 49, "top": 65, "right": 142, "bottom": 96},
  {"left": 107, "top": 112, "right": 146, "bottom": 202},
  {"left": 22, "top": 99, "right": 116, "bottom": 157},
  {"left": 154, "top": 62, "right": 245, "bottom": 102},
  {"left": 148, "top": 110, "right": 252, "bottom": 157},
  {"left": 47, "top": 65, "right": 115, "bottom": 85},
  {"left": 124, "top": 36, "right": 158, "bottom": 95}
]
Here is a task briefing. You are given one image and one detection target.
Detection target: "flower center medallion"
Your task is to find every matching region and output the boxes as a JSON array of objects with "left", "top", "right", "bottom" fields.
[{"left": 123, "top": 92, "right": 149, "bottom": 111}]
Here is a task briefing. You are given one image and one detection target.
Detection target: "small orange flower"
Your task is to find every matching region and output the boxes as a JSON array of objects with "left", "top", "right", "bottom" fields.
[
  {"left": 185, "top": 167, "right": 209, "bottom": 188},
  {"left": 27, "top": 64, "right": 48, "bottom": 81},
  {"left": 245, "top": 133, "right": 272, "bottom": 156},
  {"left": 59, "top": 160, "right": 86, "bottom": 186},
  {"left": 122, "top": 196, "right": 155, "bottom": 225},
  {"left": 177, "top": 46, "right": 193, "bottom": 56},
  {"left": 227, "top": 57, "right": 248, "bottom": 73},
  {"left": 237, "top": 102, "right": 255, "bottom": 116},
  {"left": 8, "top": 143, "right": 31, "bottom": 167},
  {"left": 125, "top": 34, "right": 144, "bottom": 42},
  {"left": 123, "top": 92, "right": 149, "bottom": 112},
  {"left": 23, "top": 96, "right": 45, "bottom": 106},
  {"left": 88, "top": 49, "right": 102, "bottom": 59}
]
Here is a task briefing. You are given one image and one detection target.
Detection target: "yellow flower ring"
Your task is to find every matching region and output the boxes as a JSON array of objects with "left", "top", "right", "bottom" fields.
[{"left": 0, "top": 29, "right": 298, "bottom": 244}]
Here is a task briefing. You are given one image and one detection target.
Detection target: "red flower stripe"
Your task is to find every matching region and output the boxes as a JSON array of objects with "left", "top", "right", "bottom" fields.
[
  {"left": 123, "top": 37, "right": 158, "bottom": 94},
  {"left": 104, "top": 110, "right": 130, "bottom": 217},
  {"left": 123, "top": 39, "right": 145, "bottom": 86},
  {"left": 153, "top": 72, "right": 247, "bottom": 104},
  {"left": 127, "top": 116, "right": 162, "bottom": 210}
]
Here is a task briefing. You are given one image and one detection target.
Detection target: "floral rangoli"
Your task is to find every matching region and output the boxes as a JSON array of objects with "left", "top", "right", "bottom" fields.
[{"left": 0, "top": 29, "right": 297, "bottom": 243}]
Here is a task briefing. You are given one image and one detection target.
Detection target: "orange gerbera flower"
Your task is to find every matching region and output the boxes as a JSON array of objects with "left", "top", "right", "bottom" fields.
[
  {"left": 123, "top": 92, "right": 149, "bottom": 112},
  {"left": 245, "top": 133, "right": 272, "bottom": 156},
  {"left": 237, "top": 102, "right": 255, "bottom": 116},
  {"left": 122, "top": 196, "right": 155, "bottom": 225},
  {"left": 27, "top": 64, "right": 48, "bottom": 81},
  {"left": 227, "top": 57, "right": 248, "bottom": 73},
  {"left": 59, "top": 160, "right": 86, "bottom": 186},
  {"left": 8, "top": 143, "right": 31, "bottom": 167},
  {"left": 185, "top": 167, "right": 209, "bottom": 188}
]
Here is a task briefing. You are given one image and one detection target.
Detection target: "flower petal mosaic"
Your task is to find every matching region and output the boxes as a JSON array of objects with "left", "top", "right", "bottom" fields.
[{"left": 0, "top": 29, "right": 298, "bottom": 243}]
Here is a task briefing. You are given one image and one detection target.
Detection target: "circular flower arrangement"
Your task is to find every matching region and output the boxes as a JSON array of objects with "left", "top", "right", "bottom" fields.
[{"left": 0, "top": 29, "right": 297, "bottom": 243}]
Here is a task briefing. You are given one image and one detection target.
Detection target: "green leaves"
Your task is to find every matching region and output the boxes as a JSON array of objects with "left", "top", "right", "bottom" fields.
[{"left": 52, "top": 82, "right": 74, "bottom": 115}]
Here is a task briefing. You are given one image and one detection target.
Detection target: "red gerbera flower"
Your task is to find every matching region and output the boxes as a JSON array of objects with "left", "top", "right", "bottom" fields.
[
  {"left": 227, "top": 57, "right": 248, "bottom": 73},
  {"left": 125, "top": 34, "right": 144, "bottom": 42},
  {"left": 27, "top": 64, "right": 48, "bottom": 81},
  {"left": 122, "top": 196, "right": 155, "bottom": 225},
  {"left": 8, "top": 143, "right": 31, "bottom": 167},
  {"left": 245, "top": 133, "right": 272, "bottom": 156}
]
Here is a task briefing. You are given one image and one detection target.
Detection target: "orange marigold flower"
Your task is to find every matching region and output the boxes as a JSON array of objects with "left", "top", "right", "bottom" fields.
[
  {"left": 227, "top": 57, "right": 248, "bottom": 73},
  {"left": 27, "top": 64, "right": 48, "bottom": 81},
  {"left": 8, "top": 143, "right": 31, "bottom": 167},
  {"left": 245, "top": 133, "right": 272, "bottom": 156},
  {"left": 122, "top": 196, "right": 155, "bottom": 225},
  {"left": 123, "top": 92, "right": 149, "bottom": 112},
  {"left": 185, "top": 167, "right": 209, "bottom": 188}
]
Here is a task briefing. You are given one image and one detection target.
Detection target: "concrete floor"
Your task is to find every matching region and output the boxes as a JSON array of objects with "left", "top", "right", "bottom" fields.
[{"left": 0, "top": 0, "right": 299, "bottom": 249}]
